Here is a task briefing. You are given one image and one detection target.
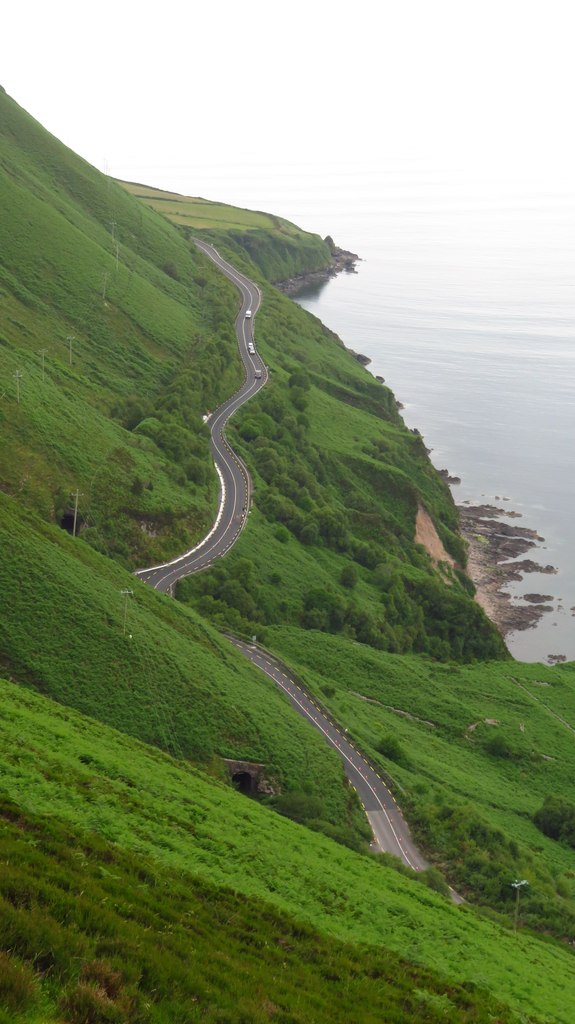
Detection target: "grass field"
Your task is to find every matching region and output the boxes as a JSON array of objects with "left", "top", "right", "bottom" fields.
[
  {"left": 119, "top": 182, "right": 313, "bottom": 236},
  {"left": 263, "top": 627, "right": 575, "bottom": 934},
  {"left": 3, "top": 86, "right": 575, "bottom": 1022},
  {"left": 118, "top": 180, "right": 334, "bottom": 283},
  {"left": 0, "top": 494, "right": 370, "bottom": 848},
  {"left": 0, "top": 809, "right": 533, "bottom": 1024},
  {"left": 1, "top": 675, "right": 574, "bottom": 1024}
]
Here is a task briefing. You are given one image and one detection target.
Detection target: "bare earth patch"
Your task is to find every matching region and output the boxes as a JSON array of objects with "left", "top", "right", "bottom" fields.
[{"left": 415, "top": 506, "right": 456, "bottom": 569}]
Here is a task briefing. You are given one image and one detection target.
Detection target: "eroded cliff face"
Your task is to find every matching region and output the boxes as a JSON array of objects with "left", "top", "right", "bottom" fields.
[{"left": 415, "top": 505, "right": 457, "bottom": 570}]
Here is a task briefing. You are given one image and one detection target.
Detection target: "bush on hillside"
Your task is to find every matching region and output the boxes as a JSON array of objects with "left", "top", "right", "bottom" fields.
[
  {"left": 376, "top": 733, "right": 412, "bottom": 768},
  {"left": 483, "top": 733, "right": 517, "bottom": 760},
  {"left": 340, "top": 564, "right": 358, "bottom": 589},
  {"left": 411, "top": 796, "right": 575, "bottom": 940},
  {"left": 534, "top": 795, "right": 575, "bottom": 847}
]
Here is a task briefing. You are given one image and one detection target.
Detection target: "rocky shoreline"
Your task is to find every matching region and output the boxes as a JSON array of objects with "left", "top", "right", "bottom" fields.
[
  {"left": 275, "top": 238, "right": 360, "bottom": 297},
  {"left": 458, "top": 502, "right": 558, "bottom": 637},
  {"left": 277, "top": 246, "right": 565, "bottom": 657}
]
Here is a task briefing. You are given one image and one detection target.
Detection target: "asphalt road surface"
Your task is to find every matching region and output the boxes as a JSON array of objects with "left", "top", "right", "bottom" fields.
[
  {"left": 135, "top": 246, "right": 462, "bottom": 898},
  {"left": 135, "top": 241, "right": 267, "bottom": 593},
  {"left": 230, "top": 637, "right": 430, "bottom": 873}
]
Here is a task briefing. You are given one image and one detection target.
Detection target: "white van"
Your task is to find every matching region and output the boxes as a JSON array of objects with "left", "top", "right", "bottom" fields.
[
  {"left": 248, "top": 342, "right": 255, "bottom": 354},
  {"left": 245, "top": 309, "right": 252, "bottom": 319}
]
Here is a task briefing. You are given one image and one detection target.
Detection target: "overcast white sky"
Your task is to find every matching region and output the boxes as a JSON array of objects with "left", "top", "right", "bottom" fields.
[{"left": 2, "top": 0, "right": 575, "bottom": 208}]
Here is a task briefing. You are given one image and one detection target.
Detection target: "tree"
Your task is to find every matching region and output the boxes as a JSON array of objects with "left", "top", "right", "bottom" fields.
[
  {"left": 534, "top": 796, "right": 575, "bottom": 847},
  {"left": 340, "top": 564, "right": 358, "bottom": 589}
]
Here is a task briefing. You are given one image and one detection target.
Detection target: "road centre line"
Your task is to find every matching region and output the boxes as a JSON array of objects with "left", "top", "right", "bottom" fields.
[{"left": 243, "top": 645, "right": 418, "bottom": 870}]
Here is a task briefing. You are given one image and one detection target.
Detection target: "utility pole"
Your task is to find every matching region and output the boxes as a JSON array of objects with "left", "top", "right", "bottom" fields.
[
  {"left": 13, "top": 370, "right": 22, "bottom": 404},
  {"left": 38, "top": 349, "right": 48, "bottom": 383},
  {"left": 120, "top": 588, "right": 133, "bottom": 637},
  {"left": 102, "top": 271, "right": 109, "bottom": 302},
  {"left": 66, "top": 335, "right": 75, "bottom": 366},
  {"left": 71, "top": 489, "right": 83, "bottom": 537},
  {"left": 511, "top": 879, "right": 528, "bottom": 932}
]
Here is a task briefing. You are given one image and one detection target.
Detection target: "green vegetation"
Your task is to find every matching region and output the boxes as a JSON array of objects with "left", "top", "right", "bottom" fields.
[
  {"left": 263, "top": 628, "right": 575, "bottom": 940},
  {"left": 1, "top": 86, "right": 575, "bottom": 1023},
  {"left": 0, "top": 495, "right": 368, "bottom": 851},
  {"left": 119, "top": 181, "right": 332, "bottom": 282},
  {"left": 1, "top": 676, "right": 573, "bottom": 1024},
  {"left": 534, "top": 795, "right": 575, "bottom": 848},
  {"left": 1, "top": 797, "right": 532, "bottom": 1024},
  {"left": 0, "top": 87, "right": 243, "bottom": 566},
  {"left": 179, "top": 352, "right": 505, "bottom": 661}
]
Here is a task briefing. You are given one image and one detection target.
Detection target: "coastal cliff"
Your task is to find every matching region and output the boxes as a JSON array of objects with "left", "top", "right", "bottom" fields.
[{"left": 275, "top": 236, "right": 360, "bottom": 295}]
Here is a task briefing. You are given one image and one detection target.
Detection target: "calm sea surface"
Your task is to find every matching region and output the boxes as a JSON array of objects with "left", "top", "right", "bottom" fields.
[{"left": 190, "top": 162, "right": 575, "bottom": 662}]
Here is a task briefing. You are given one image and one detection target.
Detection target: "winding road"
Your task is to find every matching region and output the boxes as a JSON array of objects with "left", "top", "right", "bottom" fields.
[
  {"left": 230, "top": 637, "right": 429, "bottom": 871},
  {"left": 135, "top": 242, "right": 454, "bottom": 887},
  {"left": 135, "top": 241, "right": 266, "bottom": 593}
]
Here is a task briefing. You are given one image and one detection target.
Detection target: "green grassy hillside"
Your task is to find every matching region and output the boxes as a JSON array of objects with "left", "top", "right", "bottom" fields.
[
  {"left": 119, "top": 180, "right": 332, "bottom": 282},
  {"left": 264, "top": 628, "right": 575, "bottom": 938},
  {"left": 1, "top": 798, "right": 527, "bottom": 1024},
  {"left": 0, "top": 494, "right": 370, "bottom": 849},
  {"left": 179, "top": 288, "right": 505, "bottom": 662},
  {"left": 0, "top": 87, "right": 243, "bottom": 565},
  {"left": 0, "top": 86, "right": 505, "bottom": 664},
  {"left": 2, "top": 87, "right": 575, "bottom": 1022},
  {"left": 1, "top": 675, "right": 572, "bottom": 1024}
]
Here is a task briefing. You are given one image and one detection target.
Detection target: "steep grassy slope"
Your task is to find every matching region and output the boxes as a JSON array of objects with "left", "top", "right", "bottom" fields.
[
  {"left": 0, "top": 494, "right": 370, "bottom": 848},
  {"left": 179, "top": 287, "right": 505, "bottom": 661},
  {"left": 1, "top": 799, "right": 528, "bottom": 1024},
  {"left": 119, "top": 179, "right": 332, "bottom": 282},
  {"left": 3, "top": 88, "right": 575, "bottom": 1020},
  {"left": 1, "top": 675, "right": 573, "bottom": 1024},
  {"left": 264, "top": 627, "right": 575, "bottom": 938},
  {"left": 0, "top": 87, "right": 243, "bottom": 564},
  {"left": 0, "top": 86, "right": 502, "bottom": 661}
]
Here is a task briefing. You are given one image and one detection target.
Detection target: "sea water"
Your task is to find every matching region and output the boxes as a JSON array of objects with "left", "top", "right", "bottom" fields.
[{"left": 185, "top": 161, "right": 575, "bottom": 662}]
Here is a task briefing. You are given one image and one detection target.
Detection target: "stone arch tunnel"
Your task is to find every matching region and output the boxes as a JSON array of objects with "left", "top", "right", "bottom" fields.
[{"left": 223, "top": 759, "right": 268, "bottom": 796}]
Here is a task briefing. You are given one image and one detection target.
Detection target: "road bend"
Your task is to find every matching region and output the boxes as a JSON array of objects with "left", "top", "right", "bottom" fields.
[
  {"left": 229, "top": 637, "right": 429, "bottom": 872},
  {"left": 135, "top": 245, "right": 462, "bottom": 899},
  {"left": 134, "top": 241, "right": 267, "bottom": 593}
]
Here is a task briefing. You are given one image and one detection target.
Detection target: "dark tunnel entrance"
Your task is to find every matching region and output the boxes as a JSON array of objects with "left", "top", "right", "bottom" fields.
[
  {"left": 232, "top": 771, "right": 254, "bottom": 795},
  {"left": 60, "top": 509, "right": 83, "bottom": 535}
]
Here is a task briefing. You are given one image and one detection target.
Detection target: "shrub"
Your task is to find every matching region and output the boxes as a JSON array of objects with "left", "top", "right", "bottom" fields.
[
  {"left": 484, "top": 733, "right": 515, "bottom": 759},
  {"left": 273, "top": 791, "right": 326, "bottom": 825},
  {"left": 423, "top": 867, "right": 450, "bottom": 897},
  {"left": 534, "top": 796, "right": 575, "bottom": 847},
  {"left": 340, "top": 564, "right": 358, "bottom": 589},
  {"left": 376, "top": 733, "right": 411, "bottom": 768}
]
